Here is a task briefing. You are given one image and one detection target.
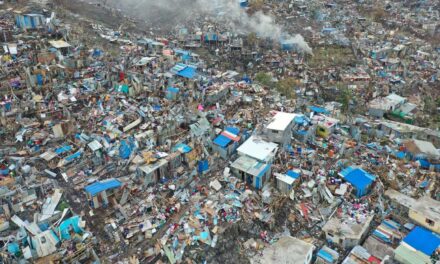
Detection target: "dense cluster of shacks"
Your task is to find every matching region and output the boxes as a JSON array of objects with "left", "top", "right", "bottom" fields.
[{"left": 0, "top": 0, "right": 439, "bottom": 263}]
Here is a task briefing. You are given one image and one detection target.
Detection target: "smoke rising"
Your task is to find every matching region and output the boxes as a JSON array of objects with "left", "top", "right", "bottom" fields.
[{"left": 106, "top": 0, "right": 312, "bottom": 54}]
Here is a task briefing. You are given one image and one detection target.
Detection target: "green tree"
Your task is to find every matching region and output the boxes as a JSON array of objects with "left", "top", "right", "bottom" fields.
[
  {"left": 338, "top": 87, "right": 352, "bottom": 113},
  {"left": 255, "top": 72, "right": 273, "bottom": 87},
  {"left": 276, "top": 78, "right": 297, "bottom": 99}
]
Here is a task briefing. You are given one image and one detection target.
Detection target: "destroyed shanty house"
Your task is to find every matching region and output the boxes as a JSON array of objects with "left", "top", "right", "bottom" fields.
[
  {"left": 190, "top": 116, "right": 214, "bottom": 142},
  {"left": 403, "top": 139, "right": 440, "bottom": 161},
  {"left": 362, "top": 219, "right": 402, "bottom": 260},
  {"left": 252, "top": 236, "right": 315, "bottom": 264},
  {"left": 204, "top": 83, "right": 231, "bottom": 105},
  {"left": 341, "top": 245, "right": 382, "bottom": 264},
  {"left": 8, "top": 211, "right": 96, "bottom": 263},
  {"left": 84, "top": 178, "right": 122, "bottom": 209},
  {"left": 315, "top": 246, "right": 340, "bottom": 264},
  {"left": 0, "top": 0, "right": 439, "bottom": 263},
  {"left": 275, "top": 169, "right": 300, "bottom": 194},
  {"left": 385, "top": 189, "right": 440, "bottom": 233},
  {"left": 231, "top": 136, "right": 278, "bottom": 189},
  {"left": 264, "top": 111, "right": 298, "bottom": 147},
  {"left": 135, "top": 152, "right": 174, "bottom": 185},
  {"left": 212, "top": 126, "right": 243, "bottom": 159},
  {"left": 14, "top": 11, "right": 46, "bottom": 30},
  {"left": 339, "top": 167, "right": 376, "bottom": 197},
  {"left": 368, "top": 93, "right": 407, "bottom": 118},
  {"left": 377, "top": 120, "right": 440, "bottom": 147},
  {"left": 323, "top": 212, "right": 374, "bottom": 249},
  {"left": 394, "top": 226, "right": 440, "bottom": 264},
  {"left": 312, "top": 114, "right": 340, "bottom": 139}
]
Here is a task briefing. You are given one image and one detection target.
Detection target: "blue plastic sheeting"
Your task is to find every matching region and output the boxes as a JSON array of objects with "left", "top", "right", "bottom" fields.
[
  {"left": 340, "top": 167, "right": 376, "bottom": 197},
  {"left": 373, "top": 230, "right": 391, "bottom": 243},
  {"left": 177, "top": 66, "right": 196, "bottom": 79},
  {"left": 153, "top": 105, "right": 162, "bottom": 111},
  {"left": 296, "top": 130, "right": 307, "bottom": 135},
  {"left": 59, "top": 216, "right": 84, "bottom": 240},
  {"left": 55, "top": 145, "right": 72, "bottom": 155},
  {"left": 198, "top": 160, "right": 209, "bottom": 173},
  {"left": 173, "top": 143, "right": 192, "bottom": 154},
  {"left": 225, "top": 126, "right": 240, "bottom": 135},
  {"left": 396, "top": 151, "right": 406, "bottom": 159},
  {"left": 39, "top": 223, "right": 50, "bottom": 231},
  {"left": 256, "top": 164, "right": 271, "bottom": 179},
  {"left": 417, "top": 159, "right": 430, "bottom": 168},
  {"left": 403, "top": 226, "right": 440, "bottom": 256},
  {"left": 383, "top": 219, "right": 400, "bottom": 230},
  {"left": 286, "top": 170, "right": 300, "bottom": 179},
  {"left": 7, "top": 243, "right": 20, "bottom": 255},
  {"left": 420, "top": 180, "right": 429, "bottom": 188},
  {"left": 84, "top": 179, "right": 122, "bottom": 197},
  {"left": 242, "top": 76, "right": 252, "bottom": 83},
  {"left": 37, "top": 74, "right": 43, "bottom": 85},
  {"left": 213, "top": 134, "right": 231, "bottom": 148},
  {"left": 174, "top": 49, "right": 191, "bottom": 60},
  {"left": 65, "top": 151, "right": 82, "bottom": 162},
  {"left": 294, "top": 115, "right": 307, "bottom": 125},
  {"left": 204, "top": 33, "right": 218, "bottom": 42},
  {"left": 308, "top": 105, "right": 330, "bottom": 114},
  {"left": 119, "top": 140, "right": 132, "bottom": 159},
  {"left": 281, "top": 42, "right": 298, "bottom": 51},
  {"left": 92, "top": 49, "right": 102, "bottom": 57},
  {"left": 167, "top": 87, "right": 180, "bottom": 93},
  {"left": 317, "top": 249, "right": 334, "bottom": 263}
]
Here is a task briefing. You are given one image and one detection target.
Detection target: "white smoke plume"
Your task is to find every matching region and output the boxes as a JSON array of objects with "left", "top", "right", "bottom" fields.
[{"left": 105, "top": 0, "right": 313, "bottom": 54}]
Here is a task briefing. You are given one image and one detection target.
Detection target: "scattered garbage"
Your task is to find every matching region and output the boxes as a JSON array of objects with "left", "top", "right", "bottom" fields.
[{"left": 0, "top": 0, "right": 439, "bottom": 263}]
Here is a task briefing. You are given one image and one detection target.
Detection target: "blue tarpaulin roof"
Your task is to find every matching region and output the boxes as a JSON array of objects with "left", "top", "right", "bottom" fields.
[
  {"left": 59, "top": 216, "right": 83, "bottom": 240},
  {"left": 55, "top": 145, "right": 72, "bottom": 154},
  {"left": 173, "top": 143, "right": 192, "bottom": 153},
  {"left": 317, "top": 249, "right": 334, "bottom": 263},
  {"left": 65, "top": 151, "right": 82, "bottom": 162},
  {"left": 85, "top": 179, "right": 122, "bottom": 196},
  {"left": 309, "top": 105, "right": 330, "bottom": 114},
  {"left": 213, "top": 134, "right": 232, "bottom": 148},
  {"left": 177, "top": 66, "right": 196, "bottom": 79},
  {"left": 294, "top": 115, "right": 307, "bottom": 125},
  {"left": 403, "top": 226, "right": 440, "bottom": 256},
  {"left": 340, "top": 167, "right": 376, "bottom": 197},
  {"left": 286, "top": 170, "right": 300, "bottom": 179},
  {"left": 198, "top": 160, "right": 209, "bottom": 173}
]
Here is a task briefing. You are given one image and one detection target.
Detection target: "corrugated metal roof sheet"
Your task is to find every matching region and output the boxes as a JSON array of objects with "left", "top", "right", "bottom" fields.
[
  {"left": 286, "top": 170, "right": 300, "bottom": 179},
  {"left": 55, "top": 145, "right": 72, "bottom": 155},
  {"left": 318, "top": 249, "right": 334, "bottom": 263},
  {"left": 340, "top": 167, "right": 376, "bottom": 190},
  {"left": 177, "top": 66, "right": 196, "bottom": 79},
  {"left": 213, "top": 134, "right": 231, "bottom": 148},
  {"left": 173, "top": 143, "right": 192, "bottom": 154},
  {"left": 84, "top": 179, "right": 122, "bottom": 196},
  {"left": 403, "top": 226, "right": 440, "bottom": 256},
  {"left": 224, "top": 126, "right": 240, "bottom": 135}
]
